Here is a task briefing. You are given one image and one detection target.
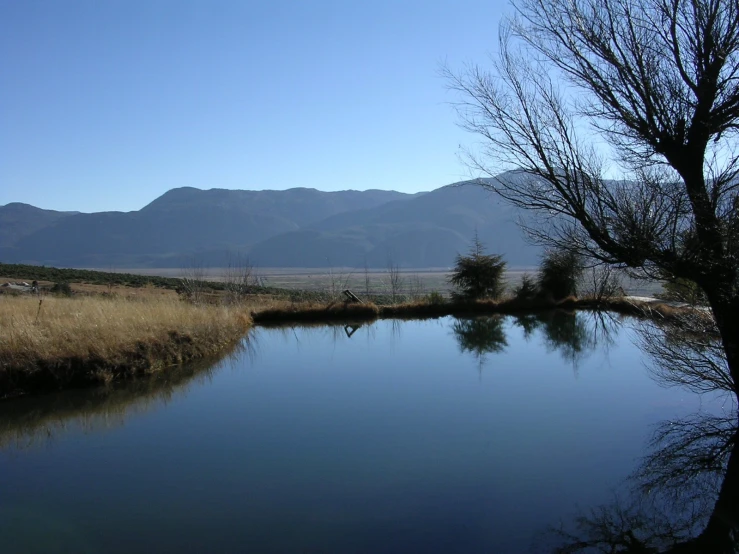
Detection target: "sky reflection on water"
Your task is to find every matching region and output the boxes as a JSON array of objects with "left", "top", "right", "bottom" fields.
[{"left": 0, "top": 312, "right": 734, "bottom": 553}]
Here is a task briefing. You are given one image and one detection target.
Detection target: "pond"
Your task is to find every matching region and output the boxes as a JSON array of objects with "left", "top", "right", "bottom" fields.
[{"left": 0, "top": 312, "right": 735, "bottom": 553}]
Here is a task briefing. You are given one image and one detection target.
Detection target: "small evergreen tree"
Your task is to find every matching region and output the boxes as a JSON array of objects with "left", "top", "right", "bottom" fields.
[
  {"left": 537, "top": 248, "right": 583, "bottom": 300},
  {"left": 449, "top": 234, "right": 506, "bottom": 301},
  {"left": 513, "top": 272, "right": 538, "bottom": 300}
]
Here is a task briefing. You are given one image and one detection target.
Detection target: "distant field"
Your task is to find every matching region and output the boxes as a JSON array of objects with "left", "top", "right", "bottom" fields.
[{"left": 93, "top": 266, "right": 664, "bottom": 298}]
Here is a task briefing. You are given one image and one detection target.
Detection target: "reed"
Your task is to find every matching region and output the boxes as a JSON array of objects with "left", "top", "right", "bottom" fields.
[{"left": 0, "top": 295, "right": 251, "bottom": 398}]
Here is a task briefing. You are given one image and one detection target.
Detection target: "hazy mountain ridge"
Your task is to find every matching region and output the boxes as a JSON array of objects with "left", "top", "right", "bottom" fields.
[
  {"left": 0, "top": 203, "right": 79, "bottom": 248},
  {"left": 0, "top": 179, "right": 540, "bottom": 268}
]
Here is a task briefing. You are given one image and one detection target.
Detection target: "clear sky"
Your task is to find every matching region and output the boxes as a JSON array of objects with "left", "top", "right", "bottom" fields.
[{"left": 1, "top": 0, "right": 508, "bottom": 213}]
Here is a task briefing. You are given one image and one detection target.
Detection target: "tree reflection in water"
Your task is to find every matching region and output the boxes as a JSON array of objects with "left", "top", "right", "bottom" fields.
[
  {"left": 449, "top": 310, "right": 738, "bottom": 552},
  {"left": 541, "top": 413, "right": 738, "bottom": 554},
  {"left": 452, "top": 316, "right": 508, "bottom": 355},
  {"left": 540, "top": 312, "right": 739, "bottom": 554},
  {"left": 451, "top": 311, "right": 620, "bottom": 373},
  {"left": 639, "top": 312, "right": 736, "bottom": 395},
  {"left": 2, "top": 313, "right": 736, "bottom": 552},
  {"left": 513, "top": 310, "right": 620, "bottom": 369}
]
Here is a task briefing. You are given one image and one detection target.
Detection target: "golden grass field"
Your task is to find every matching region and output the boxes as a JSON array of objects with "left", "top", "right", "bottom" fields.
[
  {"left": 1, "top": 294, "right": 248, "bottom": 363},
  {"left": 0, "top": 294, "right": 256, "bottom": 398}
]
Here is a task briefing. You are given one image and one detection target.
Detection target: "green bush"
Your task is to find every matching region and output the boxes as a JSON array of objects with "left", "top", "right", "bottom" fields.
[
  {"left": 426, "top": 290, "right": 445, "bottom": 304},
  {"left": 449, "top": 235, "right": 507, "bottom": 301},
  {"left": 513, "top": 273, "right": 538, "bottom": 300},
  {"left": 659, "top": 277, "right": 707, "bottom": 305},
  {"left": 50, "top": 282, "right": 73, "bottom": 296},
  {"left": 537, "top": 248, "right": 584, "bottom": 300}
]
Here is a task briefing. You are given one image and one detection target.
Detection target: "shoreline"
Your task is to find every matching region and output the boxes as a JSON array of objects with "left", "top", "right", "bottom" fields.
[
  {"left": 0, "top": 294, "right": 701, "bottom": 401},
  {"left": 251, "top": 296, "right": 693, "bottom": 326}
]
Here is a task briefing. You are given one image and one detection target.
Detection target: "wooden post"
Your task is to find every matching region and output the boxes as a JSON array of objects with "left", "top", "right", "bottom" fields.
[{"left": 342, "top": 289, "right": 363, "bottom": 304}]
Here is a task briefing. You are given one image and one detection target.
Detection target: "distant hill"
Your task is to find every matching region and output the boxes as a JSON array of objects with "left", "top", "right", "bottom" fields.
[
  {"left": 0, "top": 179, "right": 541, "bottom": 268},
  {"left": 0, "top": 203, "right": 78, "bottom": 248},
  {"left": 249, "top": 181, "right": 537, "bottom": 267},
  {"left": 140, "top": 187, "right": 411, "bottom": 228}
]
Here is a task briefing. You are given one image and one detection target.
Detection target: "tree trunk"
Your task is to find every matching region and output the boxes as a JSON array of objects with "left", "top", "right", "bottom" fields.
[
  {"left": 706, "top": 292, "right": 739, "bottom": 395},
  {"left": 668, "top": 428, "right": 739, "bottom": 553}
]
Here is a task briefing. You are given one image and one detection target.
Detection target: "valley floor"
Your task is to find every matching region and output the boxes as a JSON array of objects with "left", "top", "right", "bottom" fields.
[{"left": 54, "top": 266, "right": 667, "bottom": 297}]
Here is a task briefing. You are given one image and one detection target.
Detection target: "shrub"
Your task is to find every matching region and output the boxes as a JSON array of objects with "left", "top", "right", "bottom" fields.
[
  {"left": 449, "top": 234, "right": 507, "bottom": 301},
  {"left": 426, "top": 290, "right": 445, "bottom": 304},
  {"left": 537, "top": 248, "right": 583, "bottom": 300},
  {"left": 513, "top": 273, "right": 538, "bottom": 300},
  {"left": 50, "top": 282, "right": 73, "bottom": 296},
  {"left": 659, "top": 277, "right": 707, "bottom": 306}
]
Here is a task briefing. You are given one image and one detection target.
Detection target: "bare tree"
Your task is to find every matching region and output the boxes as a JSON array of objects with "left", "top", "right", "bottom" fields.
[
  {"left": 581, "top": 264, "right": 624, "bottom": 302},
  {"left": 444, "top": 0, "right": 739, "bottom": 390},
  {"left": 386, "top": 257, "right": 404, "bottom": 304},
  {"left": 363, "top": 258, "right": 372, "bottom": 299},
  {"left": 407, "top": 273, "right": 426, "bottom": 301},
  {"left": 223, "top": 253, "right": 261, "bottom": 304},
  {"left": 325, "top": 261, "right": 353, "bottom": 300},
  {"left": 179, "top": 257, "right": 209, "bottom": 304}
]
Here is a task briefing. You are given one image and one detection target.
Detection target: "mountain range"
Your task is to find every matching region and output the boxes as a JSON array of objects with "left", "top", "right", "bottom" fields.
[{"left": 0, "top": 176, "right": 540, "bottom": 269}]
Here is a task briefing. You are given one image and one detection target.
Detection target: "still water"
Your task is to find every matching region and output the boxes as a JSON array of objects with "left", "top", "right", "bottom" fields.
[{"left": 0, "top": 313, "right": 734, "bottom": 553}]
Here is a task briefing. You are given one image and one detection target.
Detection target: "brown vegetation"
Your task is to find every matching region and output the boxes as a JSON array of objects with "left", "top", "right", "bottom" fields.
[
  {"left": 252, "top": 295, "right": 698, "bottom": 326},
  {"left": 0, "top": 295, "right": 251, "bottom": 399}
]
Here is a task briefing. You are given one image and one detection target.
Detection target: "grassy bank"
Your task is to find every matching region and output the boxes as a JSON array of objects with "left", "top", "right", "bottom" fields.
[
  {"left": 251, "top": 295, "right": 694, "bottom": 326},
  {"left": 0, "top": 283, "right": 695, "bottom": 400},
  {"left": 0, "top": 295, "right": 251, "bottom": 399}
]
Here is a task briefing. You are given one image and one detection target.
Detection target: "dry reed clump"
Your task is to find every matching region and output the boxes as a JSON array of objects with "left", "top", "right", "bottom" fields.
[
  {"left": 252, "top": 301, "right": 381, "bottom": 325},
  {"left": 0, "top": 295, "right": 251, "bottom": 398}
]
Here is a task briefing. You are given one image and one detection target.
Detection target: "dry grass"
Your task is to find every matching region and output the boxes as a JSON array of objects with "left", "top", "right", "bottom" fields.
[
  {"left": 253, "top": 301, "right": 381, "bottom": 325},
  {"left": 0, "top": 295, "right": 252, "bottom": 398}
]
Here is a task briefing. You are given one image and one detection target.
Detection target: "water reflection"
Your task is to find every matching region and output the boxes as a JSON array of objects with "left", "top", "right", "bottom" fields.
[
  {"left": 639, "top": 312, "right": 736, "bottom": 395},
  {"left": 513, "top": 311, "right": 617, "bottom": 363},
  {"left": 542, "top": 412, "right": 738, "bottom": 553},
  {"left": 541, "top": 312, "right": 738, "bottom": 553},
  {"left": 0, "top": 313, "right": 623, "bottom": 449},
  {"left": 450, "top": 310, "right": 620, "bottom": 370},
  {"left": 452, "top": 316, "right": 507, "bottom": 354},
  {"left": 0, "top": 313, "right": 735, "bottom": 553},
  {"left": 344, "top": 324, "right": 362, "bottom": 338},
  {"left": 0, "top": 343, "right": 250, "bottom": 449}
]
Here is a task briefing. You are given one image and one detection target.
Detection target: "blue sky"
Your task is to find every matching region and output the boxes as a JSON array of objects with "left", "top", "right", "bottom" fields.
[{"left": 1, "top": 0, "right": 508, "bottom": 213}]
